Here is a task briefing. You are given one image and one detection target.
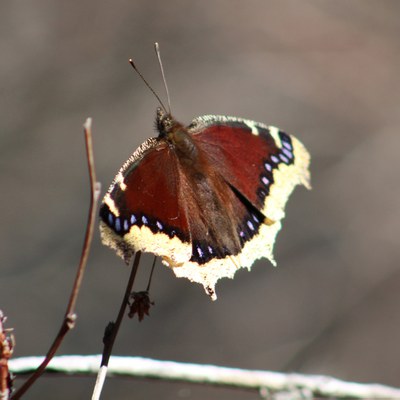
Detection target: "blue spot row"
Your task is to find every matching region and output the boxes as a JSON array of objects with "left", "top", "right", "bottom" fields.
[
  {"left": 238, "top": 212, "right": 263, "bottom": 244},
  {"left": 257, "top": 130, "right": 295, "bottom": 203},
  {"left": 190, "top": 241, "right": 217, "bottom": 264},
  {"left": 99, "top": 203, "right": 189, "bottom": 242}
]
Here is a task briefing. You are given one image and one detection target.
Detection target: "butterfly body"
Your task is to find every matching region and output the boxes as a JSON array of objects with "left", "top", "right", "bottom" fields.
[{"left": 100, "top": 108, "right": 310, "bottom": 299}]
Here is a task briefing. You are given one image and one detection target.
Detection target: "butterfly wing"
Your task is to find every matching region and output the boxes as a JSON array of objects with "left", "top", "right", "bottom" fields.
[
  {"left": 99, "top": 137, "right": 193, "bottom": 266},
  {"left": 165, "top": 116, "right": 310, "bottom": 298},
  {"left": 189, "top": 115, "right": 311, "bottom": 222}
]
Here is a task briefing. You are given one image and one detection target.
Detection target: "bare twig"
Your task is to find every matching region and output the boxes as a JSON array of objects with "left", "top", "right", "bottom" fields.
[
  {"left": 0, "top": 311, "right": 13, "bottom": 400},
  {"left": 9, "top": 355, "right": 400, "bottom": 399},
  {"left": 11, "top": 118, "right": 101, "bottom": 399},
  {"left": 91, "top": 252, "right": 142, "bottom": 400}
]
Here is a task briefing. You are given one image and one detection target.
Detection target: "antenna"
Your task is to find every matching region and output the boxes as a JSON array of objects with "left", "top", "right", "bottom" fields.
[
  {"left": 154, "top": 42, "right": 171, "bottom": 114},
  {"left": 128, "top": 58, "right": 168, "bottom": 113}
]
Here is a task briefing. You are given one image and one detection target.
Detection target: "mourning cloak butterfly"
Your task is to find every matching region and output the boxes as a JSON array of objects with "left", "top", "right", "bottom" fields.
[{"left": 99, "top": 107, "right": 311, "bottom": 299}]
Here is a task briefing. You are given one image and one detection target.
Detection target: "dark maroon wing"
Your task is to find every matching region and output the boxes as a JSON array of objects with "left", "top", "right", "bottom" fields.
[
  {"left": 188, "top": 115, "right": 310, "bottom": 219},
  {"left": 99, "top": 137, "right": 192, "bottom": 264},
  {"left": 170, "top": 116, "right": 310, "bottom": 298}
]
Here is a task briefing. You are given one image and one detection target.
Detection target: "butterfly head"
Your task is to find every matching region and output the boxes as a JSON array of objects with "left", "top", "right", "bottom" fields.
[
  {"left": 156, "top": 107, "right": 184, "bottom": 137},
  {"left": 155, "top": 107, "right": 172, "bottom": 136}
]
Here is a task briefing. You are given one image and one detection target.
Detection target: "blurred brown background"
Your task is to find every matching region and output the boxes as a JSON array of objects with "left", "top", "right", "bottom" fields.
[{"left": 1, "top": 1, "right": 400, "bottom": 399}]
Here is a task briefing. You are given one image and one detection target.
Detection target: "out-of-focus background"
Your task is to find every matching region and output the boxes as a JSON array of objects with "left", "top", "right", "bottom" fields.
[{"left": 1, "top": 1, "right": 400, "bottom": 398}]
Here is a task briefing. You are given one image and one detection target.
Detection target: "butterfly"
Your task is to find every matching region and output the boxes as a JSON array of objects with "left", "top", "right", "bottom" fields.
[
  {"left": 99, "top": 46, "right": 311, "bottom": 300},
  {"left": 99, "top": 107, "right": 310, "bottom": 300}
]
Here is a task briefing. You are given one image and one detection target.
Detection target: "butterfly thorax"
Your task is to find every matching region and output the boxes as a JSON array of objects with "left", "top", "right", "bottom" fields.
[{"left": 156, "top": 108, "right": 199, "bottom": 166}]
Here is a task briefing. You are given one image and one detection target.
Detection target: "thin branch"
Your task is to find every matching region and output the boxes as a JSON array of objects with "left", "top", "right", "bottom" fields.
[
  {"left": 91, "top": 252, "right": 142, "bottom": 400},
  {"left": 9, "top": 355, "right": 400, "bottom": 399},
  {"left": 11, "top": 118, "right": 101, "bottom": 399},
  {"left": 67, "top": 118, "right": 101, "bottom": 313}
]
